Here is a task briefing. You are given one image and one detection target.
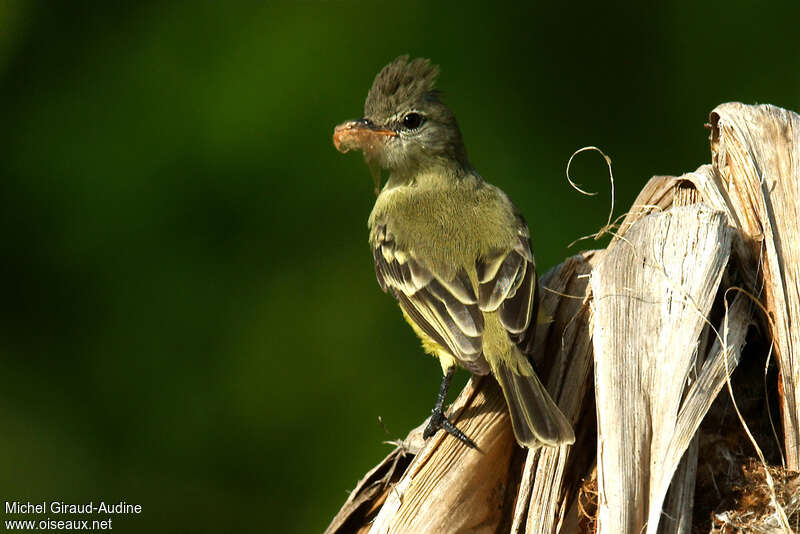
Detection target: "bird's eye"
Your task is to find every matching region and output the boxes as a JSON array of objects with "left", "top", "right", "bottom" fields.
[{"left": 402, "top": 113, "right": 424, "bottom": 130}]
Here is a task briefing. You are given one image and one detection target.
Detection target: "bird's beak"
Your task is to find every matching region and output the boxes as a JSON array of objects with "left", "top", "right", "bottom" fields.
[{"left": 333, "top": 119, "right": 397, "bottom": 154}]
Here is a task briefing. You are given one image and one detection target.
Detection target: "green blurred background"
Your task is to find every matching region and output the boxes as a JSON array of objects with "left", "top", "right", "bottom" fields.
[{"left": 0, "top": 1, "right": 798, "bottom": 532}]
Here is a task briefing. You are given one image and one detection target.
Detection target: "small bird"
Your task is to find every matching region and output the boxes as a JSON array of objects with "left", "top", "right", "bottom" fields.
[{"left": 333, "top": 56, "right": 575, "bottom": 449}]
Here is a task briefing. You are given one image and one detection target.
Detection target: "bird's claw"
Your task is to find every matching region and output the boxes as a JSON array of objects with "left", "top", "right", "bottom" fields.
[{"left": 423, "top": 408, "right": 478, "bottom": 449}]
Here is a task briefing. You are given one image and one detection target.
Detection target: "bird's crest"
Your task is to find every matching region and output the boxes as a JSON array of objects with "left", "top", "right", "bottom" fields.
[{"left": 364, "top": 55, "right": 440, "bottom": 119}]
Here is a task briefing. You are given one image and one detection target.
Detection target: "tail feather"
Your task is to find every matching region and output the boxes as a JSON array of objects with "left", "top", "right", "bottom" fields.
[{"left": 493, "top": 356, "right": 575, "bottom": 448}]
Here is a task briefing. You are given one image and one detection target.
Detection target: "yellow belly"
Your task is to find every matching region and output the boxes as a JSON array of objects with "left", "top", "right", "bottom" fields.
[{"left": 400, "top": 308, "right": 457, "bottom": 374}]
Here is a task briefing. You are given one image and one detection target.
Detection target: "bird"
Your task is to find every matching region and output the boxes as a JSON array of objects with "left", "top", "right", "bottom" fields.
[{"left": 333, "top": 55, "right": 575, "bottom": 450}]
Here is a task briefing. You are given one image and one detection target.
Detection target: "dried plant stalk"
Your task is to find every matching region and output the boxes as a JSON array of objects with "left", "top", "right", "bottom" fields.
[
  {"left": 709, "top": 103, "right": 800, "bottom": 469},
  {"left": 591, "top": 205, "right": 745, "bottom": 534},
  {"left": 514, "top": 252, "right": 600, "bottom": 534}
]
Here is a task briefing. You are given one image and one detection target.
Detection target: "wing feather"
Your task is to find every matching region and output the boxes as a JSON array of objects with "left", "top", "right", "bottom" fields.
[
  {"left": 371, "top": 221, "right": 538, "bottom": 373},
  {"left": 372, "top": 224, "right": 487, "bottom": 373},
  {"left": 477, "top": 231, "right": 538, "bottom": 349}
]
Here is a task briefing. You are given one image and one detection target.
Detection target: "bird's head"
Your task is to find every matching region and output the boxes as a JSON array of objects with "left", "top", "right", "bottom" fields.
[{"left": 334, "top": 56, "right": 468, "bottom": 180}]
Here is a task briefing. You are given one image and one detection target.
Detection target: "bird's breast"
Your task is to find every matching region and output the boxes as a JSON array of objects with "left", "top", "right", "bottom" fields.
[{"left": 369, "top": 183, "right": 519, "bottom": 280}]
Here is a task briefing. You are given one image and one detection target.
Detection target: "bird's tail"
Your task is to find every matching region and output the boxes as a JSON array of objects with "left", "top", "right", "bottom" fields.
[{"left": 492, "top": 351, "right": 575, "bottom": 449}]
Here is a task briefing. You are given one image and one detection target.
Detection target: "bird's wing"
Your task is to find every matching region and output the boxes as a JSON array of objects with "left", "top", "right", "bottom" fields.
[
  {"left": 372, "top": 224, "right": 488, "bottom": 374},
  {"left": 476, "top": 226, "right": 538, "bottom": 354}
]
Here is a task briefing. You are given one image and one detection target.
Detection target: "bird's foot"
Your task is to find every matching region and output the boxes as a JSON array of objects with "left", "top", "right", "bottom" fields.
[{"left": 423, "top": 407, "right": 478, "bottom": 449}]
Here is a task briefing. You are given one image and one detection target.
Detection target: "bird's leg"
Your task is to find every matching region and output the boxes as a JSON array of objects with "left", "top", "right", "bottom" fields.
[{"left": 422, "top": 366, "right": 478, "bottom": 449}]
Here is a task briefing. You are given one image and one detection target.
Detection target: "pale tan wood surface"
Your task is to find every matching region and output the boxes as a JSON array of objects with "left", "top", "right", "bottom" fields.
[{"left": 709, "top": 104, "right": 800, "bottom": 470}]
